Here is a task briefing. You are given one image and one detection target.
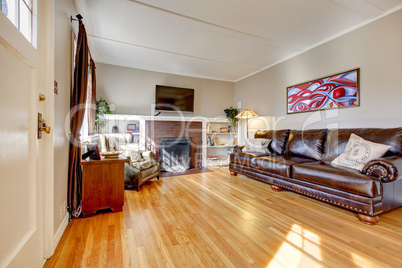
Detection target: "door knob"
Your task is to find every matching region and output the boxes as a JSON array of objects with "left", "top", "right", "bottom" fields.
[{"left": 38, "top": 113, "right": 51, "bottom": 139}]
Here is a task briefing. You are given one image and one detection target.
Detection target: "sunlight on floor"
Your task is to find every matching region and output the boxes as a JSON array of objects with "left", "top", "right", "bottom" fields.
[
  {"left": 351, "top": 253, "right": 375, "bottom": 268},
  {"left": 267, "top": 224, "right": 322, "bottom": 268}
]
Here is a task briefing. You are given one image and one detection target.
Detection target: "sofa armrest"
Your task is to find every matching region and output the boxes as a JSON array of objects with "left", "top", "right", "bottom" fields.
[
  {"left": 233, "top": 145, "right": 246, "bottom": 153},
  {"left": 362, "top": 156, "right": 402, "bottom": 182}
]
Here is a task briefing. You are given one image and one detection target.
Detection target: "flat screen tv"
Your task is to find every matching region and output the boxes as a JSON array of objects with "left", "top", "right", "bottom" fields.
[{"left": 155, "top": 85, "right": 194, "bottom": 113}]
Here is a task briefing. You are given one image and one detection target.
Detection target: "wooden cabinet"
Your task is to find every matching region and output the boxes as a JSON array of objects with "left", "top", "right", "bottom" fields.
[{"left": 80, "top": 156, "right": 127, "bottom": 217}]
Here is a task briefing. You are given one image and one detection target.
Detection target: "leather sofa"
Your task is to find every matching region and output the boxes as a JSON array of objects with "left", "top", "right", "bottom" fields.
[{"left": 229, "top": 128, "right": 402, "bottom": 225}]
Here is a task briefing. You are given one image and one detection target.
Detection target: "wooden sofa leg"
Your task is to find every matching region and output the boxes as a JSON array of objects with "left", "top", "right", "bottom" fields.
[
  {"left": 230, "top": 171, "right": 237, "bottom": 176},
  {"left": 357, "top": 213, "right": 379, "bottom": 225},
  {"left": 271, "top": 185, "right": 282, "bottom": 191},
  {"left": 157, "top": 176, "right": 160, "bottom": 180}
]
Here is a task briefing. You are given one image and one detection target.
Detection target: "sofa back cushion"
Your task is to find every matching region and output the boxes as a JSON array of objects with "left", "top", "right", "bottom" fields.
[
  {"left": 254, "top": 129, "right": 290, "bottom": 155},
  {"left": 286, "top": 129, "right": 328, "bottom": 161},
  {"left": 323, "top": 128, "right": 402, "bottom": 161}
]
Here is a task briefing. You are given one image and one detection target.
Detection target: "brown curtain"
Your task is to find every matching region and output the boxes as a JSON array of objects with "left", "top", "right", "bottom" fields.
[
  {"left": 87, "top": 59, "right": 96, "bottom": 135},
  {"left": 68, "top": 21, "right": 89, "bottom": 218}
]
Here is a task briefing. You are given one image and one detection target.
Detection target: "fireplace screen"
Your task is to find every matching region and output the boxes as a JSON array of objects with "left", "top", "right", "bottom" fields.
[{"left": 159, "top": 137, "right": 191, "bottom": 172}]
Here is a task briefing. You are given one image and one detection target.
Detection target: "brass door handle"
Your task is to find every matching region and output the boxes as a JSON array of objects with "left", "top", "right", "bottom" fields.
[{"left": 38, "top": 113, "right": 51, "bottom": 139}]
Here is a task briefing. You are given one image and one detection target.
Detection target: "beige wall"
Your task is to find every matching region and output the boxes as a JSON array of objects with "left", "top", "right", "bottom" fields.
[
  {"left": 54, "top": 0, "right": 76, "bottom": 236},
  {"left": 96, "top": 63, "right": 235, "bottom": 117},
  {"left": 235, "top": 9, "right": 402, "bottom": 133}
]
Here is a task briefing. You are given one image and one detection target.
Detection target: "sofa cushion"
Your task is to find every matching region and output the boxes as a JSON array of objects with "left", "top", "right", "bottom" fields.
[
  {"left": 286, "top": 129, "right": 327, "bottom": 161},
  {"left": 243, "top": 138, "right": 271, "bottom": 154},
  {"left": 254, "top": 129, "right": 290, "bottom": 155},
  {"left": 85, "top": 134, "right": 108, "bottom": 152},
  {"left": 255, "top": 156, "right": 314, "bottom": 177},
  {"left": 230, "top": 152, "right": 263, "bottom": 167},
  {"left": 331, "top": 134, "right": 391, "bottom": 171},
  {"left": 323, "top": 128, "right": 402, "bottom": 161},
  {"left": 292, "top": 162, "right": 381, "bottom": 197}
]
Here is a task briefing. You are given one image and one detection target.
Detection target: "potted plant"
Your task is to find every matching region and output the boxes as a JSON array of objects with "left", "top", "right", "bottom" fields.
[
  {"left": 224, "top": 107, "right": 241, "bottom": 133},
  {"left": 95, "top": 98, "right": 112, "bottom": 133}
]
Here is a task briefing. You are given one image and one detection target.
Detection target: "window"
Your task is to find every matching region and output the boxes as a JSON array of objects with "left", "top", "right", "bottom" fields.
[{"left": 1, "top": 0, "right": 36, "bottom": 46}]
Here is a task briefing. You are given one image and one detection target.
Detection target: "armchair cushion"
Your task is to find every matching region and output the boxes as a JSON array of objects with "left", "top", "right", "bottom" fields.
[{"left": 132, "top": 160, "right": 158, "bottom": 171}]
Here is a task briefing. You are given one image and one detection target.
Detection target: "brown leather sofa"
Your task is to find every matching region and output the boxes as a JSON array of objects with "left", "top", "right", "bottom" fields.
[{"left": 229, "top": 128, "right": 402, "bottom": 225}]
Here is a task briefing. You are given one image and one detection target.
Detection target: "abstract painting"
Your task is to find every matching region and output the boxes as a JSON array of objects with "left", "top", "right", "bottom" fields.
[{"left": 287, "top": 68, "right": 359, "bottom": 114}]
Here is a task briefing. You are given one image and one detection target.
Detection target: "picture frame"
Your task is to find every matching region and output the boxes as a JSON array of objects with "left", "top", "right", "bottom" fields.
[
  {"left": 127, "top": 123, "right": 137, "bottom": 133},
  {"left": 219, "top": 127, "right": 228, "bottom": 133},
  {"left": 212, "top": 138, "right": 220, "bottom": 146},
  {"left": 86, "top": 143, "right": 101, "bottom": 160},
  {"left": 287, "top": 68, "right": 359, "bottom": 114}
]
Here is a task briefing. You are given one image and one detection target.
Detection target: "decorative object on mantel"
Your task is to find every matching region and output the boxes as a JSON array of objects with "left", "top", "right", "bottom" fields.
[
  {"left": 224, "top": 107, "right": 241, "bottom": 133},
  {"left": 235, "top": 109, "right": 259, "bottom": 138},
  {"left": 95, "top": 98, "right": 112, "bottom": 133},
  {"left": 287, "top": 68, "right": 359, "bottom": 114}
]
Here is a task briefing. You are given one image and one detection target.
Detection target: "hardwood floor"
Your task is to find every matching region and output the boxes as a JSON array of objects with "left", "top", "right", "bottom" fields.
[{"left": 45, "top": 168, "right": 402, "bottom": 267}]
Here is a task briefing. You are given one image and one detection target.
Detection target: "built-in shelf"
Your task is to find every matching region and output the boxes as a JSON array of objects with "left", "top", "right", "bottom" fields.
[
  {"left": 206, "top": 119, "right": 238, "bottom": 167},
  {"left": 207, "top": 132, "right": 236, "bottom": 135},
  {"left": 207, "top": 145, "right": 236, "bottom": 148}
]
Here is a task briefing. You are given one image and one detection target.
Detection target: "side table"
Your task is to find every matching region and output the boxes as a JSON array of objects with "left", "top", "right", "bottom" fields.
[{"left": 80, "top": 156, "right": 127, "bottom": 217}]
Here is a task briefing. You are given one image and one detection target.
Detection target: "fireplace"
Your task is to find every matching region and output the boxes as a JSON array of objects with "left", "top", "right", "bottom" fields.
[
  {"left": 159, "top": 137, "right": 191, "bottom": 172},
  {"left": 145, "top": 121, "right": 202, "bottom": 169}
]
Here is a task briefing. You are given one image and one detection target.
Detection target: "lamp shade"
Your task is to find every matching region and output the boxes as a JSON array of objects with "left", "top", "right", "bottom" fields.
[{"left": 235, "top": 109, "right": 259, "bottom": 119}]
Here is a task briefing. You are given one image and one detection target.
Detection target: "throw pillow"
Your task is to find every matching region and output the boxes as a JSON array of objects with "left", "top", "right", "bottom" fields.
[
  {"left": 129, "top": 150, "right": 143, "bottom": 167},
  {"left": 243, "top": 138, "right": 271, "bottom": 154},
  {"left": 107, "top": 137, "right": 117, "bottom": 152},
  {"left": 331, "top": 133, "right": 391, "bottom": 171},
  {"left": 99, "top": 134, "right": 107, "bottom": 153},
  {"left": 142, "top": 151, "right": 153, "bottom": 162}
]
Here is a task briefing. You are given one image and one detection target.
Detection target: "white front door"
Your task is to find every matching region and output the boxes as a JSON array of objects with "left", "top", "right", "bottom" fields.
[{"left": 0, "top": 0, "right": 54, "bottom": 266}]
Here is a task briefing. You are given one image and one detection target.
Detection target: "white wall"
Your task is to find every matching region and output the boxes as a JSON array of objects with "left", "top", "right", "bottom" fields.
[
  {"left": 235, "top": 9, "right": 402, "bottom": 133},
  {"left": 53, "top": 0, "right": 77, "bottom": 242},
  {"left": 96, "top": 63, "right": 235, "bottom": 117}
]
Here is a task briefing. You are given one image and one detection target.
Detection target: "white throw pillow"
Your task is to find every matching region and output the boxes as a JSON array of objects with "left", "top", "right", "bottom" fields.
[
  {"left": 243, "top": 138, "right": 271, "bottom": 154},
  {"left": 331, "top": 134, "right": 391, "bottom": 171}
]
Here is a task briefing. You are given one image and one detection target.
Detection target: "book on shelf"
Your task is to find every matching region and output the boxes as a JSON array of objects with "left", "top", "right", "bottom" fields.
[{"left": 207, "top": 155, "right": 218, "bottom": 159}]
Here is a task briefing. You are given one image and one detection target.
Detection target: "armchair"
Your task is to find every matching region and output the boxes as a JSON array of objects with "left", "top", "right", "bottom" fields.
[{"left": 124, "top": 151, "right": 161, "bottom": 191}]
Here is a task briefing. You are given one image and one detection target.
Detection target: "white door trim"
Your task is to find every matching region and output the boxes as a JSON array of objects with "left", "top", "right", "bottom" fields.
[{"left": 40, "top": 0, "right": 56, "bottom": 258}]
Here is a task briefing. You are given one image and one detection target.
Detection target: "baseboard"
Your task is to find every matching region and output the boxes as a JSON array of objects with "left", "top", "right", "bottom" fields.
[{"left": 53, "top": 213, "right": 69, "bottom": 250}]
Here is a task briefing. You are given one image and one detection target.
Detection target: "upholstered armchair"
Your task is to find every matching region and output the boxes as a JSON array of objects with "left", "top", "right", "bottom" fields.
[{"left": 124, "top": 151, "right": 161, "bottom": 191}]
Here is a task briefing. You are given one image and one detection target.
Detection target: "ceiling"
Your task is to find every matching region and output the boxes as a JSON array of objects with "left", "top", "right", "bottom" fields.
[{"left": 75, "top": 0, "right": 402, "bottom": 82}]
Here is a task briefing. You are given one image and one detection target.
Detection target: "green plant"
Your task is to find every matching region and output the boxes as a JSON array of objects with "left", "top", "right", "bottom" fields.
[
  {"left": 95, "top": 98, "right": 112, "bottom": 131},
  {"left": 224, "top": 107, "right": 241, "bottom": 129}
]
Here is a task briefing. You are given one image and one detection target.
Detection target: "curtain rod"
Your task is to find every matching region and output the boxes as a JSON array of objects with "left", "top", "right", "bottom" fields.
[
  {"left": 70, "top": 14, "right": 93, "bottom": 62},
  {"left": 70, "top": 14, "right": 83, "bottom": 23}
]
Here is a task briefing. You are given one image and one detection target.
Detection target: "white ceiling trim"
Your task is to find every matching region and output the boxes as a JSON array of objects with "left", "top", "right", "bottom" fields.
[{"left": 235, "top": 4, "right": 402, "bottom": 82}]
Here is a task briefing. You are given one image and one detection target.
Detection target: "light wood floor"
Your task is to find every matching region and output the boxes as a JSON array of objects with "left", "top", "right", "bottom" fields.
[{"left": 45, "top": 168, "right": 402, "bottom": 267}]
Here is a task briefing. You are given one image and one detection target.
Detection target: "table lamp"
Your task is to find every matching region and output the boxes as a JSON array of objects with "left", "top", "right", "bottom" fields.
[{"left": 235, "top": 109, "right": 259, "bottom": 138}]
